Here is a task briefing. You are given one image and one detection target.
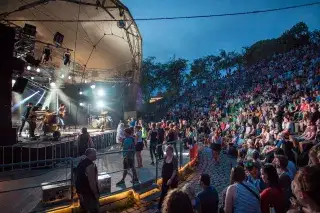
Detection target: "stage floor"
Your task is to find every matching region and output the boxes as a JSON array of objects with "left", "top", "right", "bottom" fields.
[
  {"left": 0, "top": 142, "right": 190, "bottom": 213},
  {"left": 17, "top": 128, "right": 108, "bottom": 144}
]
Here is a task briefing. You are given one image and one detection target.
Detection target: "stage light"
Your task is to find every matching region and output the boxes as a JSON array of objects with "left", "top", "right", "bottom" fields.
[
  {"left": 78, "top": 88, "right": 83, "bottom": 95},
  {"left": 79, "top": 102, "right": 84, "bottom": 106},
  {"left": 61, "top": 74, "right": 65, "bottom": 78},
  {"left": 12, "top": 79, "right": 16, "bottom": 86},
  {"left": 68, "top": 76, "right": 72, "bottom": 80},
  {"left": 97, "top": 101, "right": 104, "bottom": 108},
  {"left": 31, "top": 77, "right": 34, "bottom": 80},
  {"left": 27, "top": 66, "right": 31, "bottom": 70},
  {"left": 36, "top": 68, "right": 40, "bottom": 72},
  {"left": 98, "top": 89, "right": 104, "bottom": 96},
  {"left": 63, "top": 51, "right": 71, "bottom": 66},
  {"left": 42, "top": 46, "right": 51, "bottom": 63},
  {"left": 84, "top": 80, "right": 87, "bottom": 83},
  {"left": 91, "top": 84, "right": 96, "bottom": 89},
  {"left": 50, "top": 82, "right": 56, "bottom": 87}
]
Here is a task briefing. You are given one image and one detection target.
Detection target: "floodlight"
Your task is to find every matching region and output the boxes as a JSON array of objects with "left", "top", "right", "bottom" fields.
[
  {"left": 98, "top": 89, "right": 104, "bottom": 96},
  {"left": 97, "top": 101, "right": 104, "bottom": 108}
]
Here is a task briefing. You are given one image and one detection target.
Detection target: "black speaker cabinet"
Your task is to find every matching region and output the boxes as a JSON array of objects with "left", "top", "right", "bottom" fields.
[{"left": 12, "top": 77, "right": 28, "bottom": 94}]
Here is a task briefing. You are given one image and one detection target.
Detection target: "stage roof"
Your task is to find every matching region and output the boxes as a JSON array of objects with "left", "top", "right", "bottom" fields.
[{"left": 0, "top": 0, "right": 142, "bottom": 84}]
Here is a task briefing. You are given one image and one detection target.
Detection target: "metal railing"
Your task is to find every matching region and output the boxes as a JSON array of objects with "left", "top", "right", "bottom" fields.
[{"left": 0, "top": 131, "right": 116, "bottom": 172}]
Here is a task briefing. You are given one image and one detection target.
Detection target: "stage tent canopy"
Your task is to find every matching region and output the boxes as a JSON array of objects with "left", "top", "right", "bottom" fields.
[{"left": 0, "top": 0, "right": 142, "bottom": 84}]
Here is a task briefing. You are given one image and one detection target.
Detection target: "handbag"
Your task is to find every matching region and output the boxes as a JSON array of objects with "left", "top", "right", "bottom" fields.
[{"left": 240, "top": 182, "right": 260, "bottom": 201}]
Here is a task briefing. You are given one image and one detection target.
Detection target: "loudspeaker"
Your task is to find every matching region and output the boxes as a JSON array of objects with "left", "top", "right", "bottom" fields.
[
  {"left": 12, "top": 77, "right": 28, "bottom": 94},
  {"left": 12, "top": 57, "right": 25, "bottom": 75}
]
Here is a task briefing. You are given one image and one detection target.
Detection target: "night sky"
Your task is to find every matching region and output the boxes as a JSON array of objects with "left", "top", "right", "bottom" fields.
[{"left": 123, "top": 0, "right": 320, "bottom": 62}]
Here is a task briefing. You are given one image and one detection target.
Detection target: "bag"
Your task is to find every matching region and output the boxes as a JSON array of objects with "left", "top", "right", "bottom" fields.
[{"left": 240, "top": 182, "right": 260, "bottom": 201}]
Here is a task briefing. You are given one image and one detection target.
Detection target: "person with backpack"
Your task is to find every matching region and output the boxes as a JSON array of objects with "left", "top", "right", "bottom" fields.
[{"left": 116, "top": 128, "right": 139, "bottom": 185}]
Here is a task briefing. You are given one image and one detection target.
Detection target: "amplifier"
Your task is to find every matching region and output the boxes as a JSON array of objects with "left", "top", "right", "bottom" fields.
[
  {"left": 42, "top": 181, "right": 72, "bottom": 204},
  {"left": 98, "top": 173, "right": 111, "bottom": 194}
]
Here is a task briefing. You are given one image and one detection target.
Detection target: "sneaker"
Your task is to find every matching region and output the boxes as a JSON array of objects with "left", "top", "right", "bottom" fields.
[
  {"left": 131, "top": 179, "right": 140, "bottom": 184},
  {"left": 116, "top": 180, "right": 125, "bottom": 185}
]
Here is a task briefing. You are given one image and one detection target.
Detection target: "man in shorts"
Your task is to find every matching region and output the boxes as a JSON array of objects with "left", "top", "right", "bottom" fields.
[{"left": 116, "top": 128, "right": 139, "bottom": 185}]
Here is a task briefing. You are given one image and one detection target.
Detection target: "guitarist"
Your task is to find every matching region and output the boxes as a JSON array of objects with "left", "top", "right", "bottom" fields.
[
  {"left": 18, "top": 102, "right": 33, "bottom": 137},
  {"left": 58, "top": 103, "right": 67, "bottom": 130},
  {"left": 28, "top": 103, "right": 42, "bottom": 138}
]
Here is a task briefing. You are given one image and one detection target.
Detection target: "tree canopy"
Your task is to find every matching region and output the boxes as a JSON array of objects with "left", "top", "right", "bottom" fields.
[{"left": 140, "top": 22, "right": 319, "bottom": 107}]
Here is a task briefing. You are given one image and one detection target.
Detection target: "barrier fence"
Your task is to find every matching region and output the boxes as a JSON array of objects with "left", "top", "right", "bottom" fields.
[{"left": 0, "top": 131, "right": 117, "bottom": 172}]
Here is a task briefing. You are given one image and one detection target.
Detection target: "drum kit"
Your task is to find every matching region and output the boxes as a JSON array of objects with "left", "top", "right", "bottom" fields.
[{"left": 89, "top": 112, "right": 113, "bottom": 129}]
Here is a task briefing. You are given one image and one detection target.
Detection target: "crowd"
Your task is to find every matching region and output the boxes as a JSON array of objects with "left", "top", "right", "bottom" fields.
[
  {"left": 157, "top": 43, "right": 320, "bottom": 213},
  {"left": 74, "top": 43, "right": 320, "bottom": 213}
]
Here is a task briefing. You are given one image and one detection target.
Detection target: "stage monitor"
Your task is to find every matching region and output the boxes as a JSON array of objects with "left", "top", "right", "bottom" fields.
[{"left": 12, "top": 77, "right": 28, "bottom": 94}]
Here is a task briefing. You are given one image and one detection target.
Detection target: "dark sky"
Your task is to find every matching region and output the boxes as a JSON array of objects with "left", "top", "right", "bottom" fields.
[{"left": 122, "top": 0, "right": 320, "bottom": 62}]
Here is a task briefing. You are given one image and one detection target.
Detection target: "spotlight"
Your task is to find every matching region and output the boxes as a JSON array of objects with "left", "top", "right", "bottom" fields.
[
  {"left": 63, "top": 51, "right": 71, "bottom": 66},
  {"left": 90, "top": 84, "right": 96, "bottom": 89},
  {"left": 79, "top": 102, "right": 84, "bottom": 106},
  {"left": 50, "top": 82, "right": 56, "bottom": 87},
  {"left": 42, "top": 46, "right": 51, "bottom": 63},
  {"left": 78, "top": 88, "right": 83, "bottom": 95},
  {"left": 12, "top": 79, "right": 16, "bottom": 86},
  {"left": 61, "top": 74, "right": 65, "bottom": 78},
  {"left": 68, "top": 76, "right": 71, "bottom": 80},
  {"left": 36, "top": 68, "right": 40, "bottom": 72},
  {"left": 54, "top": 32, "right": 64, "bottom": 47},
  {"left": 98, "top": 89, "right": 104, "bottom": 96},
  {"left": 31, "top": 77, "right": 34, "bottom": 80},
  {"left": 97, "top": 101, "right": 104, "bottom": 108},
  {"left": 27, "top": 66, "right": 31, "bottom": 70}
]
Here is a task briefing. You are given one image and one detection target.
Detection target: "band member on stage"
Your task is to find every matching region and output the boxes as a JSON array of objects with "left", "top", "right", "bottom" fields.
[
  {"left": 19, "top": 102, "right": 33, "bottom": 137},
  {"left": 58, "top": 103, "right": 66, "bottom": 129},
  {"left": 28, "top": 103, "right": 42, "bottom": 138}
]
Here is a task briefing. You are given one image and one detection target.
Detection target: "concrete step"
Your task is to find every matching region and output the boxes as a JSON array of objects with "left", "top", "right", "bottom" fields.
[{"left": 141, "top": 191, "right": 161, "bottom": 203}]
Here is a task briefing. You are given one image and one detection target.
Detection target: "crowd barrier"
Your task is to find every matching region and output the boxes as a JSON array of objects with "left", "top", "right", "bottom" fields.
[{"left": 0, "top": 130, "right": 117, "bottom": 172}]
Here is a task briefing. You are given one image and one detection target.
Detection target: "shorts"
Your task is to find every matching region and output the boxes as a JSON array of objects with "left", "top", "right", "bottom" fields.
[
  {"left": 123, "top": 157, "right": 134, "bottom": 169},
  {"left": 135, "top": 142, "right": 144, "bottom": 152},
  {"left": 295, "top": 136, "right": 306, "bottom": 143}
]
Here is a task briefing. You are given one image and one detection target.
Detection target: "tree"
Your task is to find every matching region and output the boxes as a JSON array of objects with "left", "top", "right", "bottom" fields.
[
  {"left": 243, "top": 22, "right": 310, "bottom": 65},
  {"left": 161, "top": 57, "right": 188, "bottom": 95},
  {"left": 140, "top": 57, "right": 162, "bottom": 103},
  {"left": 310, "top": 29, "right": 320, "bottom": 44}
]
